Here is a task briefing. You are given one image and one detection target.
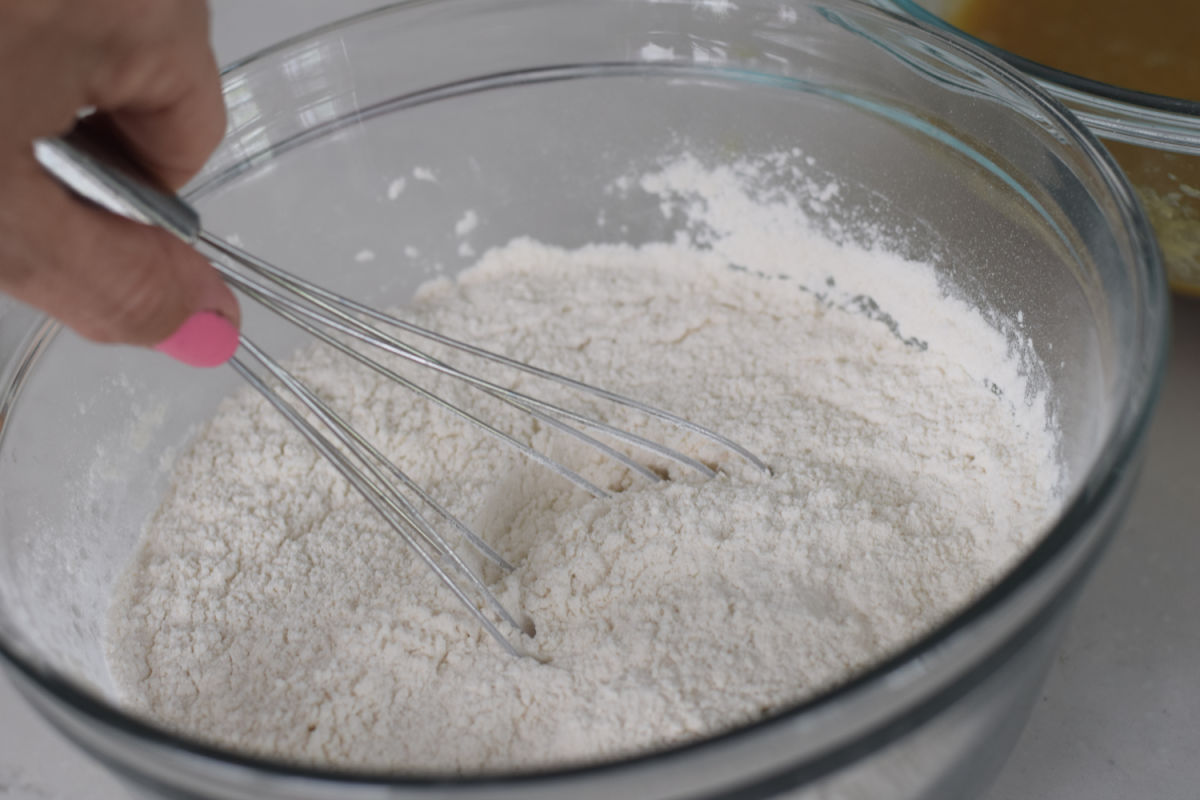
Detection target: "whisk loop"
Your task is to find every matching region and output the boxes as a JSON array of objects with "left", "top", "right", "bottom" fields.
[{"left": 35, "top": 129, "right": 769, "bottom": 655}]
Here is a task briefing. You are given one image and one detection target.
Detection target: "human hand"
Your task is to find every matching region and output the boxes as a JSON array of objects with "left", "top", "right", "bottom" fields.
[{"left": 0, "top": 0, "right": 239, "bottom": 367}]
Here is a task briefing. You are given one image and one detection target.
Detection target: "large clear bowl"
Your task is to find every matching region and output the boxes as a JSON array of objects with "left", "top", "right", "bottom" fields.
[
  {"left": 0, "top": 1, "right": 1168, "bottom": 798},
  {"left": 874, "top": 0, "right": 1200, "bottom": 295}
]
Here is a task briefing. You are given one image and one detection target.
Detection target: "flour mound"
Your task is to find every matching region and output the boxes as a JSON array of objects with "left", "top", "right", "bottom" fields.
[{"left": 106, "top": 163, "right": 1059, "bottom": 772}]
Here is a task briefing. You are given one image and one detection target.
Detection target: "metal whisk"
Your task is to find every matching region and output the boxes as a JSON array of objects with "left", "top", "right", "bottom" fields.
[{"left": 35, "top": 128, "right": 768, "bottom": 655}]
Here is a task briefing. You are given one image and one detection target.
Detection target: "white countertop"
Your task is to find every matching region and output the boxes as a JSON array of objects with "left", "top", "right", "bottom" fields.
[{"left": 2, "top": 3, "right": 1198, "bottom": 798}]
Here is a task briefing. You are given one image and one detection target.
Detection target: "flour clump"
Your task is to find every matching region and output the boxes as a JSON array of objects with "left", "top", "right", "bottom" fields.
[{"left": 105, "top": 156, "right": 1061, "bottom": 772}]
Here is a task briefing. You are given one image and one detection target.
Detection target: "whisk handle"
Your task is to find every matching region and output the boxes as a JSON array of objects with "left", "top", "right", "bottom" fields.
[{"left": 32, "top": 124, "right": 201, "bottom": 244}]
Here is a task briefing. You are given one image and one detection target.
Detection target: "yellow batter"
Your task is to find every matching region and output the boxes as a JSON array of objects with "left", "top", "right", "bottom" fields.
[{"left": 952, "top": 0, "right": 1200, "bottom": 101}]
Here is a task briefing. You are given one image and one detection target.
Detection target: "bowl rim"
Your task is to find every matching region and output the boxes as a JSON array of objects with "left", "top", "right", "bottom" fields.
[{"left": 0, "top": 0, "right": 1171, "bottom": 790}]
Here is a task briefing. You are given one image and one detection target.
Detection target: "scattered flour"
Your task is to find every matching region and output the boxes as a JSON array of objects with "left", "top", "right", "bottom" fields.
[
  {"left": 455, "top": 209, "right": 479, "bottom": 236},
  {"left": 105, "top": 156, "right": 1061, "bottom": 773}
]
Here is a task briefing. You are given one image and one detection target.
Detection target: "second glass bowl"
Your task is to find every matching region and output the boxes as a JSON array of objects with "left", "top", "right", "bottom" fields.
[{"left": 877, "top": 0, "right": 1200, "bottom": 296}]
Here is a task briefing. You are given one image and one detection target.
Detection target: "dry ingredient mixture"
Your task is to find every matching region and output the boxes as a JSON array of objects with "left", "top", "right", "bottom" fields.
[{"left": 105, "top": 155, "right": 1061, "bottom": 772}]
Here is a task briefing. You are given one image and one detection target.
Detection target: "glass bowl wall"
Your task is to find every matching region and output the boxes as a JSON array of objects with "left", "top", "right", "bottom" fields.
[{"left": 0, "top": 1, "right": 1166, "bottom": 798}]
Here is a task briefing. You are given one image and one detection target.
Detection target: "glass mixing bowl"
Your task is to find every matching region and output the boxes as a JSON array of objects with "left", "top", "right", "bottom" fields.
[
  {"left": 875, "top": 0, "right": 1200, "bottom": 296},
  {"left": 0, "top": 1, "right": 1168, "bottom": 798}
]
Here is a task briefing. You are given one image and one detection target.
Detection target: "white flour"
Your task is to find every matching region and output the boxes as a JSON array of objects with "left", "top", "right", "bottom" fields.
[{"left": 105, "top": 156, "right": 1060, "bottom": 772}]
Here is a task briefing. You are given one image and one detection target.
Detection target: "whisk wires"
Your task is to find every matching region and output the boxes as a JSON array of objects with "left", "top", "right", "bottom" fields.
[
  {"left": 200, "top": 232, "right": 769, "bottom": 655},
  {"left": 28, "top": 127, "right": 767, "bottom": 655}
]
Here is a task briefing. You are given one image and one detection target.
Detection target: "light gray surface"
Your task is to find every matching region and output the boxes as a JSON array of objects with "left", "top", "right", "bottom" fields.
[{"left": 1, "top": 3, "right": 1198, "bottom": 798}]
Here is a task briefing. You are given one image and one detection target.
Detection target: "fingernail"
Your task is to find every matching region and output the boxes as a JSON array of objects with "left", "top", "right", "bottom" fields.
[{"left": 154, "top": 311, "right": 239, "bottom": 368}]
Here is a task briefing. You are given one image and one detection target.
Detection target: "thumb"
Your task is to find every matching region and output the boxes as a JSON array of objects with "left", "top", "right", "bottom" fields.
[{"left": 0, "top": 159, "right": 240, "bottom": 367}]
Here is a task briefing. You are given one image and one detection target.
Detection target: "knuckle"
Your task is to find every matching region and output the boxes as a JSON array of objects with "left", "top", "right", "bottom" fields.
[
  {"left": 91, "top": 47, "right": 177, "bottom": 106},
  {"left": 88, "top": 0, "right": 203, "bottom": 98},
  {"left": 107, "top": 0, "right": 200, "bottom": 47}
]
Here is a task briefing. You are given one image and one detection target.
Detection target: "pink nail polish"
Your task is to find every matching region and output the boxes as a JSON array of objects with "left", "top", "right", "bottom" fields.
[{"left": 154, "top": 311, "right": 239, "bottom": 368}]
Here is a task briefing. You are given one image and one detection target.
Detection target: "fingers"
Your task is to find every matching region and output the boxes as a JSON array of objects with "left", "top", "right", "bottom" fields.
[
  {"left": 87, "top": 0, "right": 227, "bottom": 189},
  {"left": 0, "top": 0, "right": 237, "bottom": 366},
  {"left": 0, "top": 157, "right": 239, "bottom": 366},
  {"left": 1, "top": 1, "right": 226, "bottom": 189},
  {"left": 106, "top": 57, "right": 227, "bottom": 190},
  {"left": 0, "top": 0, "right": 235, "bottom": 364}
]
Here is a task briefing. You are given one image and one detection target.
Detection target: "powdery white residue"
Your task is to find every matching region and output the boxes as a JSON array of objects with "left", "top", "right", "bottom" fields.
[
  {"left": 691, "top": 42, "right": 727, "bottom": 63},
  {"left": 457, "top": 242, "right": 476, "bottom": 258},
  {"left": 106, "top": 155, "right": 1061, "bottom": 774},
  {"left": 413, "top": 167, "right": 437, "bottom": 183},
  {"left": 403, "top": 245, "right": 420, "bottom": 259},
  {"left": 455, "top": 210, "right": 479, "bottom": 236},
  {"left": 386, "top": 178, "right": 406, "bottom": 200},
  {"left": 695, "top": 0, "right": 737, "bottom": 16},
  {"left": 354, "top": 249, "right": 376, "bottom": 263},
  {"left": 639, "top": 154, "right": 1053, "bottom": 442},
  {"left": 639, "top": 43, "right": 676, "bottom": 61}
]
